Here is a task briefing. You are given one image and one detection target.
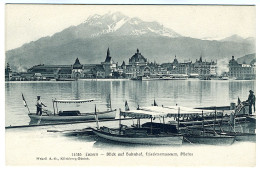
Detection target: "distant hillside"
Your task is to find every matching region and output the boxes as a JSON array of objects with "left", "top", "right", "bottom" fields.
[
  {"left": 5, "top": 12, "right": 255, "bottom": 71},
  {"left": 220, "top": 34, "right": 255, "bottom": 44},
  {"left": 237, "top": 53, "right": 256, "bottom": 64}
]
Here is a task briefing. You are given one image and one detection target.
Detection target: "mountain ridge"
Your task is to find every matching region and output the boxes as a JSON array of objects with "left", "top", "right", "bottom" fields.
[{"left": 5, "top": 12, "right": 255, "bottom": 71}]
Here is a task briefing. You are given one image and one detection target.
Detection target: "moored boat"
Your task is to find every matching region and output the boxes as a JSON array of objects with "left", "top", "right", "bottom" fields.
[
  {"left": 203, "top": 129, "right": 256, "bottom": 141},
  {"left": 28, "top": 109, "right": 116, "bottom": 121},
  {"left": 92, "top": 127, "right": 183, "bottom": 145},
  {"left": 92, "top": 107, "right": 184, "bottom": 145},
  {"left": 140, "top": 105, "right": 236, "bottom": 145},
  {"left": 23, "top": 94, "right": 116, "bottom": 122},
  {"left": 184, "top": 134, "right": 235, "bottom": 145}
]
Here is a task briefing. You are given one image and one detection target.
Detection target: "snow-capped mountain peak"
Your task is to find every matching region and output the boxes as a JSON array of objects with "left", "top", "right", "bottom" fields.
[{"left": 81, "top": 12, "right": 181, "bottom": 38}]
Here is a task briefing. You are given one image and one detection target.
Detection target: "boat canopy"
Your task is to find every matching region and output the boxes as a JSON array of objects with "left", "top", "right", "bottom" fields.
[
  {"left": 53, "top": 99, "right": 95, "bottom": 103},
  {"left": 120, "top": 106, "right": 216, "bottom": 118}
]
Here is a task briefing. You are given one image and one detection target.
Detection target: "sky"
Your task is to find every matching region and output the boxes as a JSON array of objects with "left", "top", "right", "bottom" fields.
[{"left": 5, "top": 4, "right": 256, "bottom": 51}]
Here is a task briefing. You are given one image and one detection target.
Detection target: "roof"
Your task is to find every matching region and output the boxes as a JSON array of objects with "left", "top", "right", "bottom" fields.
[
  {"left": 104, "top": 48, "right": 112, "bottom": 63},
  {"left": 129, "top": 49, "right": 147, "bottom": 64},
  {"left": 53, "top": 99, "right": 95, "bottom": 103},
  {"left": 73, "top": 58, "right": 83, "bottom": 69},
  {"left": 58, "top": 69, "right": 72, "bottom": 74},
  {"left": 121, "top": 61, "right": 126, "bottom": 67},
  {"left": 95, "top": 65, "right": 105, "bottom": 72},
  {"left": 120, "top": 106, "right": 215, "bottom": 118},
  {"left": 29, "top": 64, "right": 71, "bottom": 69}
]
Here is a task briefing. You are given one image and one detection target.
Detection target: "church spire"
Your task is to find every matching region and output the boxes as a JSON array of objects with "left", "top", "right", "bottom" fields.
[
  {"left": 107, "top": 48, "right": 110, "bottom": 57},
  {"left": 199, "top": 55, "right": 202, "bottom": 62},
  {"left": 105, "top": 48, "right": 112, "bottom": 63}
]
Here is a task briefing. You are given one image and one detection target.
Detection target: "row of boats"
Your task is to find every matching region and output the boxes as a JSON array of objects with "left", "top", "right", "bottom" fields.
[
  {"left": 92, "top": 105, "right": 255, "bottom": 145},
  {"left": 25, "top": 96, "right": 256, "bottom": 145}
]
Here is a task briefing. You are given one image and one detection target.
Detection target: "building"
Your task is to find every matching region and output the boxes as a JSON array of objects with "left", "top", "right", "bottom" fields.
[
  {"left": 101, "top": 48, "right": 117, "bottom": 78},
  {"left": 28, "top": 64, "right": 71, "bottom": 80},
  {"left": 229, "top": 56, "right": 256, "bottom": 79},
  {"left": 160, "top": 55, "right": 217, "bottom": 77},
  {"left": 5, "top": 63, "right": 12, "bottom": 81},
  {"left": 72, "top": 58, "right": 84, "bottom": 79},
  {"left": 126, "top": 49, "right": 151, "bottom": 78},
  {"left": 25, "top": 48, "right": 116, "bottom": 80},
  {"left": 192, "top": 56, "right": 217, "bottom": 76}
]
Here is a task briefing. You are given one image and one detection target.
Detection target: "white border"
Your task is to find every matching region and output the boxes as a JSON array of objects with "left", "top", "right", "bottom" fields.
[{"left": 1, "top": 0, "right": 258, "bottom": 170}]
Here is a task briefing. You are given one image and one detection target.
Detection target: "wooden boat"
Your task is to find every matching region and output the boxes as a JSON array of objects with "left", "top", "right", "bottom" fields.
[
  {"left": 47, "top": 127, "right": 95, "bottom": 136},
  {"left": 28, "top": 109, "right": 116, "bottom": 121},
  {"left": 92, "top": 127, "right": 183, "bottom": 145},
  {"left": 246, "top": 115, "right": 256, "bottom": 123},
  {"left": 56, "top": 78, "right": 75, "bottom": 81},
  {"left": 183, "top": 126, "right": 235, "bottom": 145},
  {"left": 24, "top": 96, "right": 116, "bottom": 121},
  {"left": 92, "top": 107, "right": 184, "bottom": 145},
  {"left": 184, "top": 134, "right": 235, "bottom": 145},
  {"left": 203, "top": 129, "right": 256, "bottom": 141},
  {"left": 140, "top": 105, "right": 236, "bottom": 145}
]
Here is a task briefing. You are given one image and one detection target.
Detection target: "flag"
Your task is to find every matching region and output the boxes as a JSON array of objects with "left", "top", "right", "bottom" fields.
[
  {"left": 125, "top": 101, "right": 129, "bottom": 111},
  {"left": 236, "top": 102, "right": 244, "bottom": 113},
  {"left": 154, "top": 99, "right": 158, "bottom": 106},
  {"left": 237, "top": 97, "right": 241, "bottom": 104},
  {"left": 22, "top": 93, "right": 27, "bottom": 107}
]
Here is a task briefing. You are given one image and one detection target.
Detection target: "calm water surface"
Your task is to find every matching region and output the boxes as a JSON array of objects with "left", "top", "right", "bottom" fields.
[
  {"left": 5, "top": 79, "right": 255, "bottom": 126},
  {"left": 5, "top": 79, "right": 256, "bottom": 166}
]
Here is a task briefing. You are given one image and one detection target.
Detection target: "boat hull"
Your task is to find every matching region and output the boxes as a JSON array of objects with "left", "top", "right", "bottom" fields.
[
  {"left": 203, "top": 129, "right": 256, "bottom": 142},
  {"left": 28, "top": 110, "right": 116, "bottom": 121},
  {"left": 92, "top": 129, "right": 183, "bottom": 145},
  {"left": 235, "top": 133, "right": 256, "bottom": 141},
  {"left": 246, "top": 115, "right": 256, "bottom": 123},
  {"left": 184, "top": 135, "right": 235, "bottom": 145}
]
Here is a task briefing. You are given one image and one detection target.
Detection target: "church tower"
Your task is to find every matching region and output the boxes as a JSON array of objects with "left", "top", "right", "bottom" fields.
[
  {"left": 72, "top": 58, "right": 83, "bottom": 79},
  {"left": 102, "top": 48, "right": 114, "bottom": 77}
]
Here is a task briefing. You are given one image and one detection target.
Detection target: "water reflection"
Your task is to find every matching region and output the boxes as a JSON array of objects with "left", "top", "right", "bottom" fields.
[{"left": 5, "top": 80, "right": 256, "bottom": 126}]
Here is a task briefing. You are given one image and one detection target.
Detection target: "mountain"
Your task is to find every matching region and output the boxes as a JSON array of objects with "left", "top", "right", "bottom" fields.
[
  {"left": 237, "top": 53, "right": 256, "bottom": 65},
  {"left": 5, "top": 12, "right": 255, "bottom": 71},
  {"left": 220, "top": 34, "right": 255, "bottom": 44}
]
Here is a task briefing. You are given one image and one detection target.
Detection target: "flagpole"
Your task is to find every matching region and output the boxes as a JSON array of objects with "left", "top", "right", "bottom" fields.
[
  {"left": 94, "top": 104, "right": 99, "bottom": 129},
  {"left": 109, "top": 94, "right": 112, "bottom": 111},
  {"left": 22, "top": 93, "right": 31, "bottom": 114}
]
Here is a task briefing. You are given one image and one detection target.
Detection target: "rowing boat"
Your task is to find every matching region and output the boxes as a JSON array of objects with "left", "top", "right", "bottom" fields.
[
  {"left": 23, "top": 94, "right": 116, "bottom": 122},
  {"left": 92, "top": 127, "right": 183, "bottom": 145},
  {"left": 28, "top": 109, "right": 116, "bottom": 121},
  {"left": 92, "top": 107, "right": 184, "bottom": 145}
]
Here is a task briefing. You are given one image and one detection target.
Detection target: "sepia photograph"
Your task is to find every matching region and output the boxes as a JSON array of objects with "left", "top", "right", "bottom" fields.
[{"left": 4, "top": 2, "right": 256, "bottom": 167}]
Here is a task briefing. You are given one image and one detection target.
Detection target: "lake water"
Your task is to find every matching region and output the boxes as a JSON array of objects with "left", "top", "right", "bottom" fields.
[
  {"left": 5, "top": 79, "right": 256, "bottom": 126},
  {"left": 5, "top": 79, "right": 256, "bottom": 166}
]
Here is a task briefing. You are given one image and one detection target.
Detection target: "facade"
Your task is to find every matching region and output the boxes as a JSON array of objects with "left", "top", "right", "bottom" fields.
[
  {"left": 192, "top": 57, "right": 217, "bottom": 76},
  {"left": 72, "top": 58, "right": 84, "bottom": 79},
  {"left": 229, "top": 56, "right": 256, "bottom": 79},
  {"left": 5, "top": 63, "right": 12, "bottom": 81},
  {"left": 25, "top": 49, "right": 114, "bottom": 80},
  {"left": 126, "top": 49, "right": 151, "bottom": 78},
  {"left": 101, "top": 48, "right": 117, "bottom": 78},
  {"left": 28, "top": 64, "right": 71, "bottom": 79},
  {"left": 160, "top": 56, "right": 217, "bottom": 77},
  {"left": 7, "top": 48, "right": 256, "bottom": 81}
]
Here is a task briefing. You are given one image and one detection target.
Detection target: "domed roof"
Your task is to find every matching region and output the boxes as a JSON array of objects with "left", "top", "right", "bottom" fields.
[
  {"left": 73, "top": 58, "right": 83, "bottom": 69},
  {"left": 129, "top": 49, "right": 147, "bottom": 64},
  {"left": 173, "top": 55, "right": 178, "bottom": 65},
  {"left": 229, "top": 56, "right": 239, "bottom": 66}
]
